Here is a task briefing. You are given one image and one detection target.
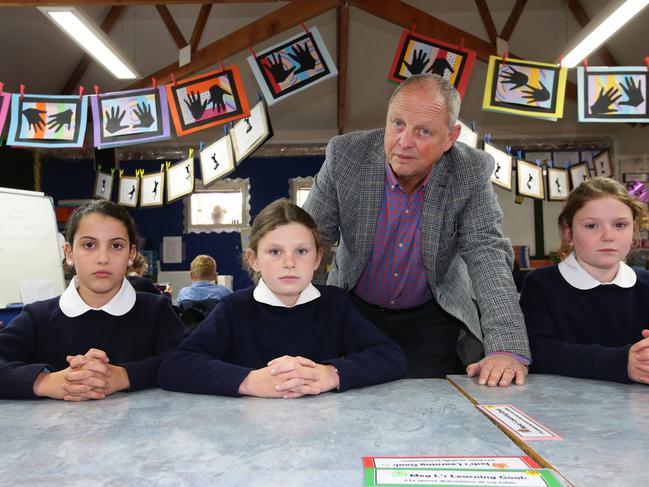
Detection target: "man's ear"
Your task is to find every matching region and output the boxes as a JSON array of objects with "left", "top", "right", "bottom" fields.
[{"left": 444, "top": 123, "right": 461, "bottom": 152}]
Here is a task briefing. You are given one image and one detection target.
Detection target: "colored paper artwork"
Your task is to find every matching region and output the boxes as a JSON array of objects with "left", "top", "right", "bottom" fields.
[
  {"left": 140, "top": 172, "right": 165, "bottom": 207},
  {"left": 0, "top": 92, "right": 10, "bottom": 137},
  {"left": 200, "top": 135, "right": 235, "bottom": 186},
  {"left": 118, "top": 175, "right": 140, "bottom": 207},
  {"left": 230, "top": 100, "right": 273, "bottom": 164},
  {"left": 167, "top": 66, "right": 250, "bottom": 136},
  {"left": 90, "top": 87, "right": 171, "bottom": 149},
  {"left": 166, "top": 157, "right": 195, "bottom": 203},
  {"left": 547, "top": 167, "right": 569, "bottom": 201},
  {"left": 593, "top": 150, "right": 613, "bottom": 177},
  {"left": 484, "top": 142, "right": 513, "bottom": 190},
  {"left": 93, "top": 172, "right": 114, "bottom": 200},
  {"left": 482, "top": 56, "right": 567, "bottom": 120},
  {"left": 388, "top": 30, "right": 476, "bottom": 98},
  {"left": 7, "top": 93, "right": 88, "bottom": 148},
  {"left": 578, "top": 67, "right": 648, "bottom": 122},
  {"left": 456, "top": 119, "right": 478, "bottom": 148},
  {"left": 570, "top": 162, "right": 591, "bottom": 188},
  {"left": 517, "top": 159, "right": 544, "bottom": 199},
  {"left": 247, "top": 26, "right": 337, "bottom": 106}
]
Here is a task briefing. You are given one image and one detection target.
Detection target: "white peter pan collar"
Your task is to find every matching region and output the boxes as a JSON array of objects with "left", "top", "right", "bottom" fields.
[
  {"left": 253, "top": 278, "right": 321, "bottom": 307},
  {"left": 59, "top": 276, "right": 137, "bottom": 317},
  {"left": 558, "top": 252, "right": 636, "bottom": 290}
]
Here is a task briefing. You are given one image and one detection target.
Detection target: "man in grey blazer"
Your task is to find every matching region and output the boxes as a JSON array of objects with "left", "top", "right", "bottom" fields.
[{"left": 303, "top": 74, "right": 530, "bottom": 387}]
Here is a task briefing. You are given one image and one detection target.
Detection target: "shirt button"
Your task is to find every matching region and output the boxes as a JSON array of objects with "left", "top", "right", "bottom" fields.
[
  {"left": 405, "top": 209, "right": 410, "bottom": 214},
  {"left": 398, "top": 242, "right": 404, "bottom": 248},
  {"left": 393, "top": 272, "right": 398, "bottom": 277}
]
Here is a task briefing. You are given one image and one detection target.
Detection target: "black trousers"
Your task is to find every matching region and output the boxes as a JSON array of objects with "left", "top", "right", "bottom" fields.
[{"left": 351, "top": 294, "right": 465, "bottom": 379}]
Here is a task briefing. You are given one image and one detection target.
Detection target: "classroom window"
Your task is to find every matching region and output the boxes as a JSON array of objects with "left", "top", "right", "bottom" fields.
[
  {"left": 289, "top": 177, "right": 314, "bottom": 207},
  {"left": 185, "top": 178, "right": 250, "bottom": 234}
]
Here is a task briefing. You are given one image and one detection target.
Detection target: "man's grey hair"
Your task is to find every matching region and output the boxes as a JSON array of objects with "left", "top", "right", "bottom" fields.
[{"left": 388, "top": 74, "right": 461, "bottom": 131}]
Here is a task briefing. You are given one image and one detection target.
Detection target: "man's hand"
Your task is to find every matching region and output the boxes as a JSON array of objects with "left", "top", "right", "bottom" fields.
[
  {"left": 466, "top": 355, "right": 527, "bottom": 387},
  {"left": 628, "top": 329, "right": 649, "bottom": 384}
]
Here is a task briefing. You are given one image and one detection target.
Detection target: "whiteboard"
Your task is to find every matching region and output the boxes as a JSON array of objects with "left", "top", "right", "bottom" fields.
[{"left": 0, "top": 187, "right": 65, "bottom": 307}]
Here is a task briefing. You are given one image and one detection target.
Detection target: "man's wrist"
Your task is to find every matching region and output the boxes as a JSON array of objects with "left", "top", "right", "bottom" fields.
[{"left": 487, "top": 351, "right": 530, "bottom": 366}]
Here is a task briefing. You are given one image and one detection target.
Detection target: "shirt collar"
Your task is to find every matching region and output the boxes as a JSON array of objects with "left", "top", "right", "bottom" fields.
[
  {"left": 385, "top": 159, "right": 432, "bottom": 193},
  {"left": 252, "top": 278, "right": 321, "bottom": 307},
  {"left": 59, "top": 276, "right": 137, "bottom": 317},
  {"left": 193, "top": 281, "right": 215, "bottom": 287},
  {"left": 558, "top": 252, "right": 636, "bottom": 290}
]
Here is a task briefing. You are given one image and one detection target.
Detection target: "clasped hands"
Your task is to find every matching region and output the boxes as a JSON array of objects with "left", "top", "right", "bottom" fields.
[
  {"left": 628, "top": 329, "right": 649, "bottom": 384},
  {"left": 238, "top": 355, "right": 339, "bottom": 399},
  {"left": 33, "top": 348, "right": 129, "bottom": 401}
]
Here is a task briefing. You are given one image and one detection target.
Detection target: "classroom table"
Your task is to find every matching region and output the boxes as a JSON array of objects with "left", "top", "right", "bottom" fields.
[
  {"left": 1, "top": 379, "right": 528, "bottom": 486},
  {"left": 448, "top": 374, "right": 649, "bottom": 487}
]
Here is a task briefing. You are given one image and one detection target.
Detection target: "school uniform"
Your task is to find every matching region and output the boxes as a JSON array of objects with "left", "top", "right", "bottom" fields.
[
  {"left": 158, "top": 280, "right": 407, "bottom": 396},
  {"left": 520, "top": 252, "right": 649, "bottom": 383},
  {"left": 0, "top": 277, "right": 187, "bottom": 399}
]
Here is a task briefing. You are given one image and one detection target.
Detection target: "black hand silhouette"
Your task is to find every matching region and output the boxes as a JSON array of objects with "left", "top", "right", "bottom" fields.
[
  {"left": 494, "top": 163, "right": 501, "bottom": 179},
  {"left": 184, "top": 91, "right": 208, "bottom": 121},
  {"left": 22, "top": 108, "right": 46, "bottom": 132},
  {"left": 403, "top": 49, "right": 429, "bottom": 75},
  {"left": 208, "top": 84, "right": 231, "bottom": 113},
  {"left": 211, "top": 153, "right": 219, "bottom": 170},
  {"left": 128, "top": 185, "right": 136, "bottom": 200},
  {"left": 265, "top": 53, "right": 295, "bottom": 83},
  {"left": 527, "top": 174, "right": 534, "bottom": 189},
  {"left": 499, "top": 65, "right": 529, "bottom": 90},
  {"left": 428, "top": 57, "right": 454, "bottom": 77},
  {"left": 521, "top": 81, "right": 550, "bottom": 103},
  {"left": 245, "top": 117, "right": 253, "bottom": 133},
  {"left": 619, "top": 77, "right": 644, "bottom": 107},
  {"left": 105, "top": 106, "right": 128, "bottom": 134},
  {"left": 152, "top": 180, "right": 159, "bottom": 196},
  {"left": 132, "top": 102, "right": 154, "bottom": 128},
  {"left": 288, "top": 42, "right": 317, "bottom": 74},
  {"left": 590, "top": 86, "right": 622, "bottom": 115},
  {"left": 46, "top": 109, "right": 73, "bottom": 133}
]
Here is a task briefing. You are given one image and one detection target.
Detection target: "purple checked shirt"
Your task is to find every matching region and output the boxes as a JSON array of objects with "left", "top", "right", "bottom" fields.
[{"left": 353, "top": 161, "right": 433, "bottom": 309}]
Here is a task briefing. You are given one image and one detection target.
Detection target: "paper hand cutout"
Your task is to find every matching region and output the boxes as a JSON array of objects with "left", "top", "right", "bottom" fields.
[
  {"left": 266, "top": 54, "right": 295, "bottom": 83},
  {"left": 208, "top": 84, "right": 230, "bottom": 113},
  {"left": 404, "top": 49, "right": 429, "bottom": 75},
  {"left": 499, "top": 66, "right": 529, "bottom": 90},
  {"left": 428, "top": 57, "right": 454, "bottom": 77},
  {"left": 184, "top": 91, "right": 208, "bottom": 121},
  {"left": 619, "top": 77, "right": 644, "bottom": 107},
  {"left": 22, "top": 108, "right": 47, "bottom": 132},
  {"left": 522, "top": 81, "right": 550, "bottom": 103},
  {"left": 105, "top": 106, "right": 128, "bottom": 134},
  {"left": 47, "top": 109, "right": 73, "bottom": 133},
  {"left": 132, "top": 102, "right": 154, "bottom": 128},
  {"left": 590, "top": 86, "right": 622, "bottom": 115},
  {"left": 289, "top": 42, "right": 317, "bottom": 74}
]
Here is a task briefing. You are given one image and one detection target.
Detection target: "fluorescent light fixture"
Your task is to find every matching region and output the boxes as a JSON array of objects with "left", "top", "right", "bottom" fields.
[
  {"left": 561, "top": 0, "right": 649, "bottom": 68},
  {"left": 38, "top": 7, "right": 139, "bottom": 79}
]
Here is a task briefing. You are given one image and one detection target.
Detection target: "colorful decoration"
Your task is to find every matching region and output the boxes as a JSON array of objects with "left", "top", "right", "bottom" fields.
[{"left": 0, "top": 92, "right": 10, "bottom": 137}]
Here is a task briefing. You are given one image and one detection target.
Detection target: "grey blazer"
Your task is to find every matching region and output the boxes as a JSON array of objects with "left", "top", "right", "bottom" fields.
[{"left": 303, "top": 128, "right": 530, "bottom": 365}]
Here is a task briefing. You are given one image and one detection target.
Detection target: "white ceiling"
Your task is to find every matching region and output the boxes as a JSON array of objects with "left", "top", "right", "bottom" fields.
[{"left": 1, "top": 1, "right": 648, "bottom": 151}]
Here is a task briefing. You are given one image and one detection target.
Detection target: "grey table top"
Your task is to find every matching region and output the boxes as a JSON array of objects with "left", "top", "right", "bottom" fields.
[
  {"left": 448, "top": 374, "right": 649, "bottom": 487},
  {"left": 1, "top": 379, "right": 527, "bottom": 486}
]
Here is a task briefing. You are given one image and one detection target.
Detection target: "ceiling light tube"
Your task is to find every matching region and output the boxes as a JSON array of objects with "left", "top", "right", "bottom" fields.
[
  {"left": 561, "top": 0, "right": 649, "bottom": 68},
  {"left": 38, "top": 7, "right": 139, "bottom": 80}
]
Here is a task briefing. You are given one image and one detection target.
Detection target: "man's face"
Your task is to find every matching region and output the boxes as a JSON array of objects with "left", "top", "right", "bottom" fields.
[{"left": 384, "top": 84, "right": 460, "bottom": 190}]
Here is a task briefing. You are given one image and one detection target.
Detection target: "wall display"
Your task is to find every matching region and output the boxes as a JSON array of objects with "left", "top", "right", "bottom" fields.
[
  {"left": 483, "top": 56, "right": 567, "bottom": 120},
  {"left": 90, "top": 87, "right": 171, "bottom": 149},
  {"left": 7, "top": 93, "right": 88, "bottom": 148},
  {"left": 140, "top": 172, "right": 165, "bottom": 207},
  {"left": 166, "top": 157, "right": 195, "bottom": 203},
  {"left": 456, "top": 119, "right": 478, "bottom": 148},
  {"left": 118, "top": 175, "right": 140, "bottom": 207},
  {"left": 516, "top": 159, "right": 544, "bottom": 199},
  {"left": 200, "top": 134, "right": 235, "bottom": 186},
  {"left": 0, "top": 92, "right": 10, "bottom": 136},
  {"left": 569, "top": 162, "right": 591, "bottom": 187},
  {"left": 484, "top": 142, "right": 513, "bottom": 190},
  {"left": 93, "top": 171, "right": 114, "bottom": 200},
  {"left": 247, "top": 26, "right": 337, "bottom": 106},
  {"left": 550, "top": 151, "right": 579, "bottom": 169},
  {"left": 578, "top": 66, "right": 648, "bottom": 123},
  {"left": 230, "top": 100, "right": 273, "bottom": 164},
  {"left": 167, "top": 66, "right": 249, "bottom": 136},
  {"left": 388, "top": 29, "right": 476, "bottom": 98},
  {"left": 592, "top": 149, "right": 613, "bottom": 177},
  {"left": 547, "top": 167, "right": 569, "bottom": 201}
]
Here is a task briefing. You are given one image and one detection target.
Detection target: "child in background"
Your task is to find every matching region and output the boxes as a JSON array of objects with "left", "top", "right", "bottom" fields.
[
  {"left": 0, "top": 200, "right": 186, "bottom": 400},
  {"left": 176, "top": 254, "right": 231, "bottom": 305},
  {"left": 127, "top": 252, "right": 171, "bottom": 297},
  {"left": 158, "top": 199, "right": 406, "bottom": 398},
  {"left": 520, "top": 177, "right": 649, "bottom": 384}
]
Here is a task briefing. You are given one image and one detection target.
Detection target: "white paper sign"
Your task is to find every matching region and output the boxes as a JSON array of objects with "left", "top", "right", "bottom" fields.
[
  {"left": 162, "top": 236, "right": 183, "bottom": 264},
  {"left": 478, "top": 404, "right": 562, "bottom": 441}
]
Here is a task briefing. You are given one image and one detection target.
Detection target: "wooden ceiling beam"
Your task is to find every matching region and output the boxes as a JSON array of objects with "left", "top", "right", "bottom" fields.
[
  {"left": 190, "top": 3, "right": 212, "bottom": 52},
  {"left": 500, "top": 0, "right": 527, "bottom": 41},
  {"left": 0, "top": 1, "right": 273, "bottom": 5},
  {"left": 564, "top": 0, "right": 618, "bottom": 66},
  {"left": 60, "top": 5, "right": 125, "bottom": 94},
  {"left": 126, "top": 0, "right": 343, "bottom": 89},
  {"left": 474, "top": 0, "right": 498, "bottom": 45},
  {"left": 336, "top": 2, "right": 349, "bottom": 135},
  {"left": 155, "top": 4, "right": 187, "bottom": 49}
]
